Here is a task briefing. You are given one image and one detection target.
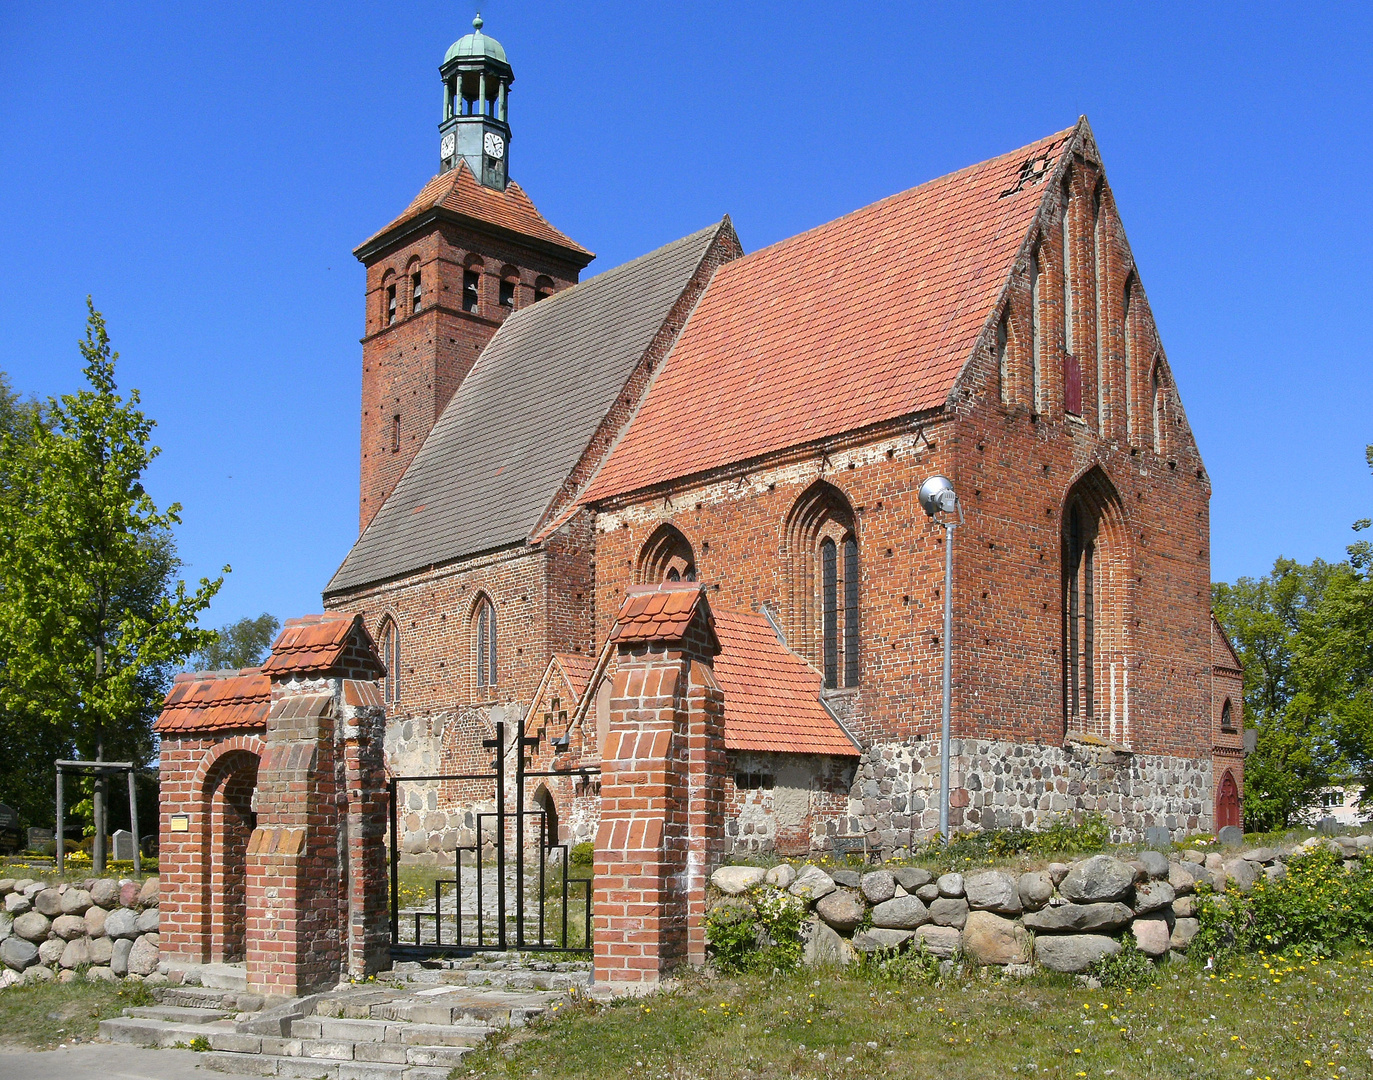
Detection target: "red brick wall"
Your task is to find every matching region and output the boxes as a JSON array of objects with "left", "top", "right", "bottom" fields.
[{"left": 358, "top": 222, "right": 584, "bottom": 533}]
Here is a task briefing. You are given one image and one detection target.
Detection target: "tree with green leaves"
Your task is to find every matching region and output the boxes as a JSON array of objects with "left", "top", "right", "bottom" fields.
[
  {"left": 190, "top": 613, "right": 280, "bottom": 671},
  {"left": 0, "top": 300, "right": 224, "bottom": 865}
]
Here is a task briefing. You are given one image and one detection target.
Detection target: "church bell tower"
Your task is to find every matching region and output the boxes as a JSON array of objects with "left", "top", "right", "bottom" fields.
[{"left": 438, "top": 15, "right": 512, "bottom": 190}]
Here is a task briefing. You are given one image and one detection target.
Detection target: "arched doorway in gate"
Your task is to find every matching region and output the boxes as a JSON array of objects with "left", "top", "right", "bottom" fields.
[
  {"left": 201, "top": 748, "right": 260, "bottom": 962},
  {"left": 1216, "top": 770, "right": 1241, "bottom": 833},
  {"left": 531, "top": 784, "right": 559, "bottom": 852}
]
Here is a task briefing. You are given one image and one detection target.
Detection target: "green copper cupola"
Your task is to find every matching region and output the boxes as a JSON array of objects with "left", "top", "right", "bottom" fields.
[{"left": 438, "top": 15, "right": 513, "bottom": 190}]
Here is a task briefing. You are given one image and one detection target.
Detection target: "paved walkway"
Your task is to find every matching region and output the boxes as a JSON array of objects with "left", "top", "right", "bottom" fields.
[{"left": 0, "top": 1044, "right": 210, "bottom": 1080}]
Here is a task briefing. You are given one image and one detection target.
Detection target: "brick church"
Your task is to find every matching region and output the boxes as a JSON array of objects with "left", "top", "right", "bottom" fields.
[{"left": 319, "top": 18, "right": 1245, "bottom": 859}]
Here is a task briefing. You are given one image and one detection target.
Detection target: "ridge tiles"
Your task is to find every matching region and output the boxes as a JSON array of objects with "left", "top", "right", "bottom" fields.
[
  {"left": 259, "top": 612, "right": 357, "bottom": 675},
  {"left": 584, "top": 126, "right": 1074, "bottom": 500},
  {"left": 609, "top": 583, "right": 709, "bottom": 644}
]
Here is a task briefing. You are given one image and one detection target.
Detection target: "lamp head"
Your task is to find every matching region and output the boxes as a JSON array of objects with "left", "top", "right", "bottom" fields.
[{"left": 919, "top": 475, "right": 958, "bottom": 517}]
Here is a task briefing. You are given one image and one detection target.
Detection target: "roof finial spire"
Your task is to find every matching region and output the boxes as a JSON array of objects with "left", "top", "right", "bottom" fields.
[{"left": 473, "top": 12, "right": 483, "bottom": 32}]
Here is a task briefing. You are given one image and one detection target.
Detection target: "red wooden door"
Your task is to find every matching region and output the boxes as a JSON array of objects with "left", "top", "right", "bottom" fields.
[{"left": 1216, "top": 771, "right": 1241, "bottom": 831}]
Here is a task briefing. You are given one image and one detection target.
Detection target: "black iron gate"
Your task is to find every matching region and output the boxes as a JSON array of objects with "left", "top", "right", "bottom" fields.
[{"left": 388, "top": 720, "right": 598, "bottom": 959}]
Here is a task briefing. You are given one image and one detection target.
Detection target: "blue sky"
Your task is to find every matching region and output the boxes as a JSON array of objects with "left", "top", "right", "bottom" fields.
[{"left": 1, "top": 2, "right": 1369, "bottom": 628}]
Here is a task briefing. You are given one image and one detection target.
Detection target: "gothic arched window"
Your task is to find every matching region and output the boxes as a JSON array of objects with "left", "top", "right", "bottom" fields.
[
  {"left": 379, "top": 617, "right": 400, "bottom": 705},
  {"left": 636, "top": 523, "right": 696, "bottom": 584},
  {"left": 473, "top": 596, "right": 497, "bottom": 692},
  {"left": 1221, "top": 697, "right": 1235, "bottom": 732},
  {"left": 1062, "top": 467, "right": 1132, "bottom": 743},
  {"left": 407, "top": 258, "right": 423, "bottom": 315},
  {"left": 786, "top": 481, "right": 860, "bottom": 689},
  {"left": 381, "top": 269, "right": 397, "bottom": 327}
]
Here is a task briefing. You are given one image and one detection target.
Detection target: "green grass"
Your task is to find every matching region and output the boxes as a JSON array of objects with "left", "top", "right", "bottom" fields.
[
  {"left": 0, "top": 978, "right": 154, "bottom": 1049},
  {"left": 458, "top": 950, "right": 1373, "bottom": 1080}
]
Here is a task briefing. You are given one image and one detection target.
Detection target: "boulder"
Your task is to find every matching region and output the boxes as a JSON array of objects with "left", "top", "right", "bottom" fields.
[
  {"left": 711, "top": 865, "right": 766, "bottom": 896},
  {"left": 1205, "top": 868, "right": 1228, "bottom": 893},
  {"left": 929, "top": 897, "right": 969, "bottom": 929},
  {"left": 802, "top": 917, "right": 853, "bottom": 967},
  {"left": 59, "top": 889, "right": 92, "bottom": 916},
  {"left": 1138, "top": 851, "right": 1170, "bottom": 879},
  {"left": 1131, "top": 916, "right": 1172, "bottom": 957},
  {"left": 1168, "top": 862, "right": 1196, "bottom": 895},
  {"left": 3, "top": 893, "right": 28, "bottom": 915},
  {"left": 11, "top": 880, "right": 34, "bottom": 893},
  {"left": 105, "top": 908, "right": 140, "bottom": 940},
  {"left": 1243, "top": 847, "right": 1279, "bottom": 864},
  {"left": 1179, "top": 849, "right": 1205, "bottom": 866},
  {"left": 815, "top": 891, "right": 865, "bottom": 933},
  {"left": 914, "top": 924, "right": 962, "bottom": 959},
  {"left": 1022, "top": 902, "right": 1134, "bottom": 934},
  {"left": 110, "top": 937, "right": 133, "bottom": 976},
  {"left": 1059, "top": 856, "right": 1135, "bottom": 903},
  {"left": 1046, "top": 862, "right": 1071, "bottom": 886},
  {"left": 831, "top": 869, "right": 861, "bottom": 888},
  {"left": 59, "top": 937, "right": 91, "bottom": 970},
  {"left": 765, "top": 864, "right": 796, "bottom": 889},
  {"left": 0, "top": 936, "right": 37, "bottom": 971},
  {"left": 937, "top": 873, "right": 965, "bottom": 899},
  {"left": 1204, "top": 853, "right": 1225, "bottom": 871},
  {"left": 86, "top": 966, "right": 116, "bottom": 983},
  {"left": 88, "top": 935, "right": 114, "bottom": 966},
  {"left": 52, "top": 914, "right": 87, "bottom": 940},
  {"left": 852, "top": 928, "right": 913, "bottom": 953},
  {"left": 1171, "top": 896, "right": 1196, "bottom": 919},
  {"left": 1036, "top": 934, "right": 1121, "bottom": 973},
  {"left": 871, "top": 895, "right": 931, "bottom": 930},
  {"left": 0, "top": 880, "right": 13, "bottom": 896},
  {"left": 0, "top": 913, "right": 10, "bottom": 941},
  {"left": 893, "top": 867, "right": 933, "bottom": 892},
  {"left": 128, "top": 934, "right": 159, "bottom": 976},
  {"left": 1132, "top": 880, "right": 1175, "bottom": 914},
  {"left": 22, "top": 882, "right": 44, "bottom": 898},
  {"left": 1170, "top": 918, "right": 1200, "bottom": 951},
  {"left": 34, "top": 889, "right": 63, "bottom": 917},
  {"left": 37, "top": 938, "right": 65, "bottom": 966},
  {"left": 22, "top": 964, "right": 54, "bottom": 984},
  {"left": 1223, "top": 858, "right": 1260, "bottom": 894},
  {"left": 961, "top": 911, "right": 1030, "bottom": 966},
  {"left": 965, "top": 871, "right": 1022, "bottom": 914},
  {"left": 135, "top": 908, "right": 160, "bottom": 934},
  {"left": 789, "top": 865, "right": 837, "bottom": 901},
  {"left": 860, "top": 870, "right": 896, "bottom": 905},
  {"left": 1264, "top": 863, "right": 1288, "bottom": 882},
  {"left": 119, "top": 882, "right": 139, "bottom": 908},
  {"left": 85, "top": 905, "right": 109, "bottom": 938},
  {"left": 1217, "top": 825, "right": 1244, "bottom": 847},
  {"left": 13, "top": 911, "right": 50, "bottom": 942},
  {"left": 1017, "top": 871, "right": 1054, "bottom": 911},
  {"left": 915, "top": 884, "right": 941, "bottom": 903},
  {"left": 89, "top": 879, "right": 120, "bottom": 909},
  {"left": 137, "top": 878, "right": 159, "bottom": 906}
]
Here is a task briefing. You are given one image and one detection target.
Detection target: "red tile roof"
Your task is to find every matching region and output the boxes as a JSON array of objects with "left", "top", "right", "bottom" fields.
[
  {"left": 155, "top": 669, "right": 270, "bottom": 734},
  {"left": 358, "top": 160, "right": 593, "bottom": 260},
  {"left": 583, "top": 127, "right": 1074, "bottom": 499},
  {"left": 712, "top": 609, "right": 859, "bottom": 757},
  {"left": 608, "top": 584, "right": 715, "bottom": 646},
  {"left": 260, "top": 613, "right": 361, "bottom": 676},
  {"left": 554, "top": 652, "right": 597, "bottom": 701}
]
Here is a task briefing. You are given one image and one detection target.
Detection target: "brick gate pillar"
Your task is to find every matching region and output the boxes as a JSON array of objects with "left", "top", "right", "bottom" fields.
[
  {"left": 243, "top": 614, "right": 388, "bottom": 997},
  {"left": 593, "top": 585, "right": 726, "bottom": 987}
]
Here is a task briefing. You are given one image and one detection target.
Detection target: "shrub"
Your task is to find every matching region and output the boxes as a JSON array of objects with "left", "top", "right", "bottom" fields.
[
  {"left": 1194, "top": 845, "right": 1373, "bottom": 959},
  {"left": 912, "top": 813, "right": 1113, "bottom": 871},
  {"left": 704, "top": 886, "right": 807, "bottom": 974},
  {"left": 858, "top": 943, "right": 945, "bottom": 983},
  {"left": 1090, "top": 939, "right": 1157, "bottom": 989},
  {"left": 570, "top": 841, "right": 593, "bottom": 867}
]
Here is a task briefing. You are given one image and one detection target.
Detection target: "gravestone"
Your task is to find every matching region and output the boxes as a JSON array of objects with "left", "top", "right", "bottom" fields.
[
  {"left": 112, "top": 829, "right": 135, "bottom": 862},
  {"left": 1144, "top": 826, "right": 1172, "bottom": 850},
  {"left": 1317, "top": 816, "right": 1340, "bottom": 836},
  {"left": 27, "top": 828, "right": 53, "bottom": 850},
  {"left": 1217, "top": 825, "right": 1244, "bottom": 847}
]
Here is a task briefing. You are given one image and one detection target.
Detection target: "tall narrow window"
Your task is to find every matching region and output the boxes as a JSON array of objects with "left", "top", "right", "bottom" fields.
[
  {"left": 475, "top": 598, "right": 497, "bottom": 691},
  {"left": 386, "top": 284, "right": 397, "bottom": 326},
  {"left": 1123, "top": 272, "right": 1136, "bottom": 433},
  {"left": 996, "top": 314, "right": 1009, "bottom": 404},
  {"left": 821, "top": 538, "right": 838, "bottom": 689},
  {"left": 842, "top": 536, "right": 859, "bottom": 688},
  {"left": 1093, "top": 181, "right": 1105, "bottom": 428},
  {"left": 1030, "top": 248, "right": 1042, "bottom": 413},
  {"left": 381, "top": 619, "right": 400, "bottom": 705},
  {"left": 1221, "top": 698, "right": 1235, "bottom": 732},
  {"left": 1061, "top": 179, "right": 1074, "bottom": 356},
  {"left": 391, "top": 415, "right": 400, "bottom": 453},
  {"left": 499, "top": 279, "right": 516, "bottom": 307},
  {"left": 1066, "top": 505, "right": 1095, "bottom": 725},
  {"left": 411, "top": 272, "right": 422, "bottom": 313},
  {"left": 463, "top": 270, "right": 480, "bottom": 313},
  {"left": 1151, "top": 359, "right": 1165, "bottom": 454}
]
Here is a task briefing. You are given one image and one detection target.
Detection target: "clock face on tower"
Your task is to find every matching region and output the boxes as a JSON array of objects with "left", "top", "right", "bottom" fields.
[
  {"left": 440, "top": 132, "right": 456, "bottom": 160},
  {"left": 483, "top": 132, "right": 505, "bottom": 160}
]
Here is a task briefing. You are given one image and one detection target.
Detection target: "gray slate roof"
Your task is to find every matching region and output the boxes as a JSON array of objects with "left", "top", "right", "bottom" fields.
[{"left": 326, "top": 221, "right": 727, "bottom": 595}]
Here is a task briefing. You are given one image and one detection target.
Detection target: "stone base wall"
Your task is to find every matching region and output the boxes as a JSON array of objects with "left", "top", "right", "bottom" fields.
[
  {"left": 725, "top": 751, "right": 855, "bottom": 857},
  {"left": 839, "top": 737, "right": 1215, "bottom": 856}
]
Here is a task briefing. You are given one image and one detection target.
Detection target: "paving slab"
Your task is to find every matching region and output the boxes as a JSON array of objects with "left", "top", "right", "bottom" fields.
[{"left": 0, "top": 1043, "right": 211, "bottom": 1080}]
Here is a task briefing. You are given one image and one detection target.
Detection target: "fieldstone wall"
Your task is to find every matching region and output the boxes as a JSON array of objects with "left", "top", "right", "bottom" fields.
[
  {"left": 0, "top": 875, "right": 160, "bottom": 988},
  {"left": 838, "top": 738, "right": 1214, "bottom": 856},
  {"left": 711, "top": 833, "right": 1373, "bottom": 974}
]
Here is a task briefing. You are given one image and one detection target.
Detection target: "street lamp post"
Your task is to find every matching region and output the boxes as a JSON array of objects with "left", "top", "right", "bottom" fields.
[{"left": 919, "top": 475, "right": 962, "bottom": 844}]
